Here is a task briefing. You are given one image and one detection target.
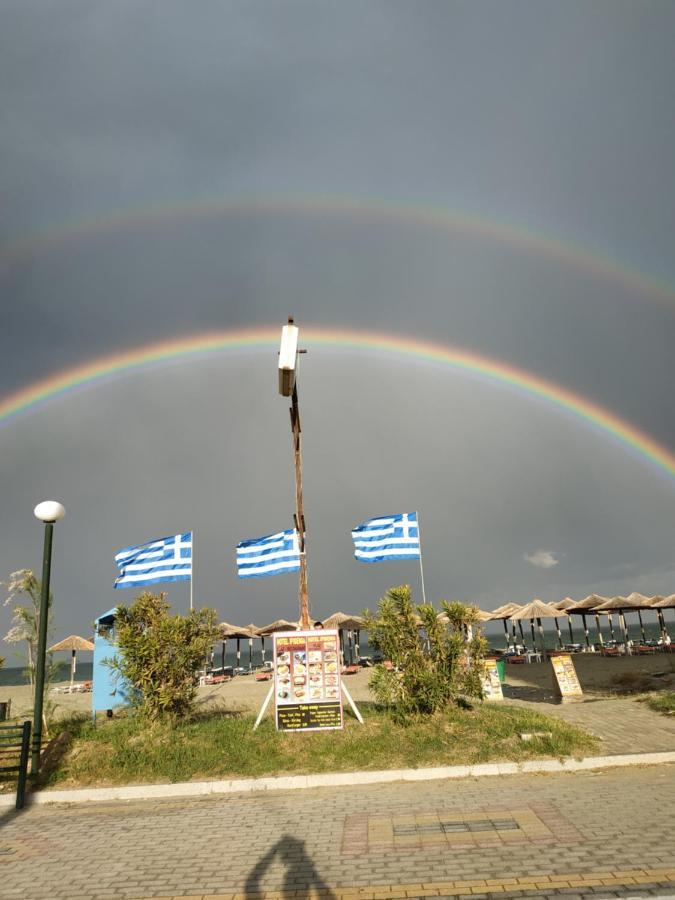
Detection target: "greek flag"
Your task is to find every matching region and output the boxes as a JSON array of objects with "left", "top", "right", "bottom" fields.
[
  {"left": 351, "top": 512, "right": 421, "bottom": 563},
  {"left": 114, "top": 532, "right": 192, "bottom": 589},
  {"left": 237, "top": 529, "right": 301, "bottom": 579}
]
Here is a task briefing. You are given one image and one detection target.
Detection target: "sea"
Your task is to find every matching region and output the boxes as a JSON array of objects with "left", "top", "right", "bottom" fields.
[{"left": 1, "top": 618, "right": 670, "bottom": 687}]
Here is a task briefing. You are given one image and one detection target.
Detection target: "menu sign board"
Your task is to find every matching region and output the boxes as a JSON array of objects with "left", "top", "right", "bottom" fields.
[
  {"left": 551, "top": 653, "right": 583, "bottom": 699},
  {"left": 481, "top": 658, "right": 504, "bottom": 701},
  {"left": 273, "top": 630, "right": 344, "bottom": 732}
]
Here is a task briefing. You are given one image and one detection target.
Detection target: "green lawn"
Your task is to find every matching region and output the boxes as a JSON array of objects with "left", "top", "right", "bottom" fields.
[{"left": 42, "top": 702, "right": 597, "bottom": 788}]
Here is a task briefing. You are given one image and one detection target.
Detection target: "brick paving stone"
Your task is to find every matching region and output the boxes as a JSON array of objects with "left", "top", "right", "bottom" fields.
[
  {"left": 1, "top": 765, "right": 674, "bottom": 899},
  {"left": 502, "top": 695, "right": 675, "bottom": 755}
]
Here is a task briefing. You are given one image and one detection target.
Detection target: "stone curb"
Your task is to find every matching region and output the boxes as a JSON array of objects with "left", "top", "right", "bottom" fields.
[{"left": 3, "top": 750, "right": 674, "bottom": 809}]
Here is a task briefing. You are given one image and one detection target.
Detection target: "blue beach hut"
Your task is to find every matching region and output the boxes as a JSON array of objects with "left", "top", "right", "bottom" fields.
[{"left": 92, "top": 608, "right": 131, "bottom": 716}]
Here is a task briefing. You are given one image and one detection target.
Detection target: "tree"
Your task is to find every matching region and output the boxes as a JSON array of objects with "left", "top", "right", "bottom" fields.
[
  {"left": 107, "top": 592, "right": 219, "bottom": 724},
  {"left": 363, "top": 585, "right": 487, "bottom": 720},
  {"left": 2, "top": 569, "right": 52, "bottom": 686}
]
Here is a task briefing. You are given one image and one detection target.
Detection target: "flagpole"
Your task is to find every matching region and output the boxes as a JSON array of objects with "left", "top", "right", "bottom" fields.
[
  {"left": 416, "top": 511, "right": 427, "bottom": 605},
  {"left": 190, "top": 530, "right": 194, "bottom": 612}
]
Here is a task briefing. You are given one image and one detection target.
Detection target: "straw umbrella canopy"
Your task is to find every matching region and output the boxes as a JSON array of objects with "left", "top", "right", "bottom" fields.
[
  {"left": 323, "top": 612, "right": 367, "bottom": 663},
  {"left": 48, "top": 635, "right": 95, "bottom": 690},
  {"left": 646, "top": 596, "right": 670, "bottom": 643},
  {"left": 257, "top": 619, "right": 299, "bottom": 635},
  {"left": 568, "top": 595, "right": 610, "bottom": 648},
  {"left": 436, "top": 607, "right": 493, "bottom": 623},
  {"left": 433, "top": 607, "right": 491, "bottom": 646},
  {"left": 593, "top": 595, "right": 650, "bottom": 652},
  {"left": 322, "top": 612, "right": 366, "bottom": 630},
  {"left": 242, "top": 623, "right": 261, "bottom": 668},
  {"left": 490, "top": 603, "right": 523, "bottom": 651},
  {"left": 510, "top": 599, "right": 567, "bottom": 654},
  {"left": 217, "top": 622, "right": 258, "bottom": 671},
  {"left": 215, "top": 621, "right": 247, "bottom": 673},
  {"left": 651, "top": 595, "right": 675, "bottom": 643},
  {"left": 256, "top": 619, "right": 301, "bottom": 666},
  {"left": 553, "top": 598, "right": 577, "bottom": 644},
  {"left": 622, "top": 592, "right": 654, "bottom": 643}
]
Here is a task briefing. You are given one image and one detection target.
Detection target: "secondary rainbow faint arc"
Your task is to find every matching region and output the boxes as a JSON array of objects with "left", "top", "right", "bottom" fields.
[
  {"left": 1, "top": 326, "right": 674, "bottom": 482},
  {"left": 1, "top": 194, "right": 674, "bottom": 306}
]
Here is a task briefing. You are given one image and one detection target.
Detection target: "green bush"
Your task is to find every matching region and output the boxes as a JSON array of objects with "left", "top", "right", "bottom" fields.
[
  {"left": 107, "top": 592, "right": 219, "bottom": 724},
  {"left": 364, "top": 585, "right": 488, "bottom": 720}
]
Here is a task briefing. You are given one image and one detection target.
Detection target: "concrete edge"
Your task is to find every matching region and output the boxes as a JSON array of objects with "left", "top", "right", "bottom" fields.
[{"left": 2, "top": 750, "right": 674, "bottom": 809}]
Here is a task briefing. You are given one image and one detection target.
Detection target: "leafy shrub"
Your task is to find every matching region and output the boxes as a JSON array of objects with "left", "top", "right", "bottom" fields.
[
  {"left": 364, "top": 585, "right": 487, "bottom": 720},
  {"left": 108, "top": 592, "right": 219, "bottom": 724}
]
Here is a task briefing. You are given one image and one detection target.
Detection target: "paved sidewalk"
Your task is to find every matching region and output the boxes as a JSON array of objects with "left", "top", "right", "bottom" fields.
[
  {"left": 503, "top": 694, "right": 675, "bottom": 755},
  {"left": 1, "top": 764, "right": 674, "bottom": 899}
]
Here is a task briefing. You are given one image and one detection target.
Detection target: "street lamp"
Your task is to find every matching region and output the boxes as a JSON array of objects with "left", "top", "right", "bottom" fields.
[{"left": 32, "top": 500, "right": 65, "bottom": 776}]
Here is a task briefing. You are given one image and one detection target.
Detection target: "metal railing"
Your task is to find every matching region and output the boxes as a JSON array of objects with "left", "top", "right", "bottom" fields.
[{"left": 0, "top": 721, "right": 32, "bottom": 809}]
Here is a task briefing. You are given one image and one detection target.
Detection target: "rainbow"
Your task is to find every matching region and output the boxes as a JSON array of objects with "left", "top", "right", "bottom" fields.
[
  {"left": 1, "top": 326, "right": 675, "bottom": 483},
  {"left": 1, "top": 194, "right": 674, "bottom": 306}
]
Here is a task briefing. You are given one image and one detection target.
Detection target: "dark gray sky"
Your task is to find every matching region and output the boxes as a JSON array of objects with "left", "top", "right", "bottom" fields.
[{"left": 2, "top": 1, "right": 675, "bottom": 647}]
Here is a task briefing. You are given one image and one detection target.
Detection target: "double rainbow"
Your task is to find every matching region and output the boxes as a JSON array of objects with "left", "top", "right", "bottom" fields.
[
  {"left": 1, "top": 326, "right": 674, "bottom": 483},
  {"left": 2, "top": 194, "right": 674, "bottom": 306}
]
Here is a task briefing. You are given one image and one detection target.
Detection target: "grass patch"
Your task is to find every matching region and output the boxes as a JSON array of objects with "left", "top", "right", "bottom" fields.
[
  {"left": 42, "top": 701, "right": 597, "bottom": 789},
  {"left": 642, "top": 691, "right": 675, "bottom": 716}
]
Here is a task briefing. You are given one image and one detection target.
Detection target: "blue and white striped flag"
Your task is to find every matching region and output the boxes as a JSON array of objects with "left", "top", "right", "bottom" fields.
[
  {"left": 237, "top": 529, "right": 301, "bottom": 579},
  {"left": 351, "top": 512, "right": 421, "bottom": 563},
  {"left": 114, "top": 532, "right": 192, "bottom": 589}
]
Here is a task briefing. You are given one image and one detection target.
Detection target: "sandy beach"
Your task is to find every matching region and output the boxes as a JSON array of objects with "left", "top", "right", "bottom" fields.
[{"left": 1, "top": 652, "right": 673, "bottom": 721}]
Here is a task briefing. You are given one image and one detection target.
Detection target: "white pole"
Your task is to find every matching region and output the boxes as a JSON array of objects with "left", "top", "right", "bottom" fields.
[
  {"left": 415, "top": 511, "right": 427, "bottom": 605},
  {"left": 253, "top": 684, "right": 275, "bottom": 731},
  {"left": 340, "top": 682, "right": 364, "bottom": 724},
  {"left": 190, "top": 530, "right": 194, "bottom": 612}
]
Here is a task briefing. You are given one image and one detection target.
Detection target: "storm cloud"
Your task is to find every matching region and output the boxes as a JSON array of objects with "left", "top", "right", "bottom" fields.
[{"left": 1, "top": 1, "right": 675, "bottom": 642}]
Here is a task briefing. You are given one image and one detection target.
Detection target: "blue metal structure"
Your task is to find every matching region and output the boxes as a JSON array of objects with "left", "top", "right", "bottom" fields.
[{"left": 92, "top": 608, "right": 130, "bottom": 714}]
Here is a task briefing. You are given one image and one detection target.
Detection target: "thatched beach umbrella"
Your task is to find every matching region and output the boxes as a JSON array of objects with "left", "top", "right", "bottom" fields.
[
  {"left": 490, "top": 603, "right": 523, "bottom": 651},
  {"left": 323, "top": 612, "right": 366, "bottom": 664},
  {"left": 568, "top": 595, "right": 609, "bottom": 648},
  {"left": 243, "top": 623, "right": 260, "bottom": 668},
  {"left": 650, "top": 594, "right": 675, "bottom": 643},
  {"left": 593, "top": 595, "right": 649, "bottom": 653},
  {"left": 217, "top": 621, "right": 241, "bottom": 672},
  {"left": 553, "top": 598, "right": 577, "bottom": 645},
  {"left": 257, "top": 618, "right": 300, "bottom": 634},
  {"left": 257, "top": 619, "right": 300, "bottom": 664},
  {"left": 510, "top": 599, "right": 568, "bottom": 654},
  {"left": 218, "top": 622, "right": 258, "bottom": 671},
  {"left": 647, "top": 596, "right": 668, "bottom": 644},
  {"left": 437, "top": 606, "right": 491, "bottom": 643},
  {"left": 622, "top": 592, "right": 652, "bottom": 643},
  {"left": 48, "top": 635, "right": 95, "bottom": 690}
]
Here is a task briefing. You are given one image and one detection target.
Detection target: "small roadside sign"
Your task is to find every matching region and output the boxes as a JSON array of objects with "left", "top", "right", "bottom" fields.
[
  {"left": 551, "top": 653, "right": 583, "bottom": 699},
  {"left": 481, "top": 658, "right": 504, "bottom": 701}
]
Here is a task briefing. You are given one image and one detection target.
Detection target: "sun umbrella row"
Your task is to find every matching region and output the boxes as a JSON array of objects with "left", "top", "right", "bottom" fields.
[
  {"left": 487, "top": 593, "right": 675, "bottom": 655},
  {"left": 215, "top": 612, "right": 367, "bottom": 671}
]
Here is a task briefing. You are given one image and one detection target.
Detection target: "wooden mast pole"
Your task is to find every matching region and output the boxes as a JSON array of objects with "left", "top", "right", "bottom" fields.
[{"left": 291, "top": 378, "right": 310, "bottom": 629}]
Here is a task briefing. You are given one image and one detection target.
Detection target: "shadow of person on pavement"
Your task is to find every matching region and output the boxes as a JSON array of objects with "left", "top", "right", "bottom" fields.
[{"left": 245, "top": 834, "right": 336, "bottom": 899}]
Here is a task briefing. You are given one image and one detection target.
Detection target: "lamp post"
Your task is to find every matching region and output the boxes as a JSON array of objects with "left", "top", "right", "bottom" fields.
[{"left": 32, "top": 500, "right": 65, "bottom": 776}]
